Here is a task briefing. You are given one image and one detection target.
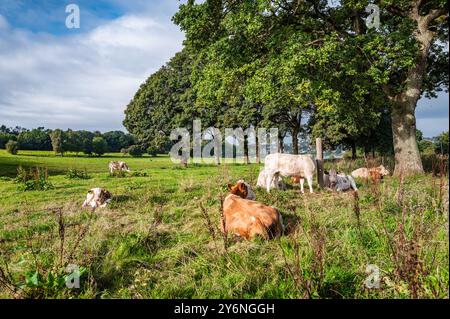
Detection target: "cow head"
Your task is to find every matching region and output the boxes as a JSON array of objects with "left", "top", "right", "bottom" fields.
[
  {"left": 98, "top": 189, "right": 112, "bottom": 207},
  {"left": 227, "top": 180, "right": 255, "bottom": 200},
  {"left": 377, "top": 165, "right": 390, "bottom": 176},
  {"left": 369, "top": 170, "right": 383, "bottom": 182},
  {"left": 328, "top": 169, "right": 338, "bottom": 189}
]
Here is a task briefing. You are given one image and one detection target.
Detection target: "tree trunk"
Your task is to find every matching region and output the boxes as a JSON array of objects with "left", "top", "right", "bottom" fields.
[
  {"left": 215, "top": 137, "right": 221, "bottom": 165},
  {"left": 364, "top": 145, "right": 370, "bottom": 159},
  {"left": 255, "top": 132, "right": 260, "bottom": 163},
  {"left": 292, "top": 129, "right": 299, "bottom": 155},
  {"left": 278, "top": 134, "right": 284, "bottom": 153},
  {"left": 244, "top": 138, "right": 249, "bottom": 164},
  {"left": 391, "top": 104, "right": 423, "bottom": 176},
  {"left": 388, "top": 8, "right": 437, "bottom": 176},
  {"left": 351, "top": 141, "right": 357, "bottom": 160}
]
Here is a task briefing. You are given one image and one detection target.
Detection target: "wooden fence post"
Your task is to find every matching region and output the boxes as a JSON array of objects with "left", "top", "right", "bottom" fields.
[{"left": 316, "top": 137, "right": 324, "bottom": 188}]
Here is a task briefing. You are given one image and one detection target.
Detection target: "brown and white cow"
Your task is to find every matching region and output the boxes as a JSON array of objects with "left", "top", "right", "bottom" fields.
[
  {"left": 351, "top": 165, "right": 389, "bottom": 180},
  {"left": 264, "top": 153, "right": 316, "bottom": 193},
  {"left": 222, "top": 181, "right": 283, "bottom": 240},
  {"left": 82, "top": 188, "right": 112, "bottom": 209},
  {"left": 109, "top": 161, "right": 130, "bottom": 174}
]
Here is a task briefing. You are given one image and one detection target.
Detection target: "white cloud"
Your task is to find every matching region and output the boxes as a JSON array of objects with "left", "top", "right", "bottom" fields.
[
  {"left": 0, "top": 14, "right": 8, "bottom": 29},
  {"left": 0, "top": 13, "right": 184, "bottom": 131}
]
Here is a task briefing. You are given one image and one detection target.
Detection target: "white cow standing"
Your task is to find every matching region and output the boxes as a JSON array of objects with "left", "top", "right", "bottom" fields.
[{"left": 263, "top": 153, "right": 316, "bottom": 193}]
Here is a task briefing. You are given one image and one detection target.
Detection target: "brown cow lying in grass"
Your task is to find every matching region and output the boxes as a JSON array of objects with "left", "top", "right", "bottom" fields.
[
  {"left": 82, "top": 188, "right": 112, "bottom": 209},
  {"left": 222, "top": 181, "right": 283, "bottom": 240}
]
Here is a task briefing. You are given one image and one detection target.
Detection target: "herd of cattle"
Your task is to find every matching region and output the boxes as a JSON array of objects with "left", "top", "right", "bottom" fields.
[{"left": 82, "top": 155, "right": 390, "bottom": 240}]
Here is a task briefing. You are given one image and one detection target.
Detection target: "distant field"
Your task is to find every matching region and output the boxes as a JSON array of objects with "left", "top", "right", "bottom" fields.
[
  {"left": 0, "top": 150, "right": 178, "bottom": 177},
  {"left": 0, "top": 150, "right": 448, "bottom": 299}
]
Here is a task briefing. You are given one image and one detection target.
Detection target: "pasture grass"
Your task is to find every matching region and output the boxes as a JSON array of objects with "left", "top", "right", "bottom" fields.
[{"left": 0, "top": 150, "right": 448, "bottom": 299}]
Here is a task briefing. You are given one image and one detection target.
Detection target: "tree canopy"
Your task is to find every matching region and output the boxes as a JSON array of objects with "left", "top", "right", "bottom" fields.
[{"left": 124, "top": 0, "right": 448, "bottom": 174}]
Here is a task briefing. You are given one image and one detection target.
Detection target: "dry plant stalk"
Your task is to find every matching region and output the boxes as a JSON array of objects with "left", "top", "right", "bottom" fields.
[
  {"left": 0, "top": 257, "right": 25, "bottom": 298},
  {"left": 218, "top": 193, "right": 228, "bottom": 252},
  {"left": 199, "top": 202, "right": 216, "bottom": 241},
  {"left": 54, "top": 208, "right": 66, "bottom": 268},
  {"left": 353, "top": 190, "right": 361, "bottom": 233}
]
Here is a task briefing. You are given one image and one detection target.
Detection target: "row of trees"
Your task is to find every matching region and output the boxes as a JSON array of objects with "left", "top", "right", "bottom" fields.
[
  {"left": 124, "top": 0, "right": 448, "bottom": 175},
  {"left": 0, "top": 125, "right": 136, "bottom": 156},
  {"left": 417, "top": 130, "right": 449, "bottom": 155}
]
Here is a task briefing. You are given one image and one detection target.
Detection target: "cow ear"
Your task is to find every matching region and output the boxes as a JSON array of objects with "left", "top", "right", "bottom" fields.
[
  {"left": 238, "top": 182, "right": 247, "bottom": 193},
  {"left": 227, "top": 183, "right": 233, "bottom": 190}
]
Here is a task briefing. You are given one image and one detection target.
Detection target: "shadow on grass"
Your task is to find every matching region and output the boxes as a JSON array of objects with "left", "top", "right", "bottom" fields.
[
  {"left": 280, "top": 210, "right": 302, "bottom": 236},
  {"left": 113, "top": 194, "right": 133, "bottom": 203},
  {"left": 91, "top": 231, "right": 174, "bottom": 294}
]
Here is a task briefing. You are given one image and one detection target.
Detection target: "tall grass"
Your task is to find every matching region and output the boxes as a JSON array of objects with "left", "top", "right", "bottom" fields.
[{"left": 0, "top": 153, "right": 448, "bottom": 299}]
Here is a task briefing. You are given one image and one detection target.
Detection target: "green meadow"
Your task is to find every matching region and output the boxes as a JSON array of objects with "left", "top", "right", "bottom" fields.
[{"left": 0, "top": 150, "right": 448, "bottom": 299}]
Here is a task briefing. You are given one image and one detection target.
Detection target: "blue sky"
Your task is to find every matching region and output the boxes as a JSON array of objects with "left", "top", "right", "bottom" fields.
[{"left": 0, "top": 0, "right": 448, "bottom": 137}]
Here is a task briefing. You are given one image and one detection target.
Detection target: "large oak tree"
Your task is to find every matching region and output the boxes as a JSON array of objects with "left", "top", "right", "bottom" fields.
[{"left": 173, "top": 0, "right": 448, "bottom": 174}]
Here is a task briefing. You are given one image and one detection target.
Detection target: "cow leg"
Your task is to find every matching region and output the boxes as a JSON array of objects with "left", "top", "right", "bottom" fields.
[
  {"left": 300, "top": 178, "right": 305, "bottom": 193},
  {"left": 349, "top": 176, "right": 358, "bottom": 191},
  {"left": 266, "top": 173, "right": 273, "bottom": 193},
  {"left": 307, "top": 175, "right": 314, "bottom": 193}
]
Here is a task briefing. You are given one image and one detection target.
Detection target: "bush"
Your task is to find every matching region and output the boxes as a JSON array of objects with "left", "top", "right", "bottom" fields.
[
  {"left": 92, "top": 136, "right": 108, "bottom": 156},
  {"left": 109, "top": 169, "right": 127, "bottom": 178},
  {"left": 66, "top": 168, "right": 91, "bottom": 179},
  {"left": 0, "top": 133, "right": 17, "bottom": 149},
  {"left": 147, "top": 146, "right": 158, "bottom": 157},
  {"left": 421, "top": 154, "right": 449, "bottom": 176},
  {"left": 435, "top": 131, "right": 449, "bottom": 154},
  {"left": 49, "top": 129, "right": 64, "bottom": 156},
  {"left": 6, "top": 140, "right": 19, "bottom": 155},
  {"left": 129, "top": 171, "right": 148, "bottom": 177},
  {"left": 14, "top": 166, "right": 54, "bottom": 191},
  {"left": 127, "top": 145, "right": 143, "bottom": 157},
  {"left": 419, "top": 139, "right": 435, "bottom": 155}
]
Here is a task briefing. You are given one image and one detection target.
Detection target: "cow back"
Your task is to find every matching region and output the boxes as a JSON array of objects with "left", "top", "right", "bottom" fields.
[
  {"left": 265, "top": 153, "right": 315, "bottom": 177},
  {"left": 223, "top": 194, "right": 282, "bottom": 239}
]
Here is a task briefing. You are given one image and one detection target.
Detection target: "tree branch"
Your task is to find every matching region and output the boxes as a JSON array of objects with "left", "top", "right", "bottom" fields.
[{"left": 423, "top": 8, "right": 448, "bottom": 25}]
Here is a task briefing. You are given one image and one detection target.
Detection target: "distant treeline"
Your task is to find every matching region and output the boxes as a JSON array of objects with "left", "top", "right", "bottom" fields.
[{"left": 0, "top": 125, "right": 137, "bottom": 156}]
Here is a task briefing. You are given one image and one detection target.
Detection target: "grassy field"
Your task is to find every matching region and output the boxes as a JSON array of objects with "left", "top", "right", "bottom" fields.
[{"left": 0, "top": 149, "right": 448, "bottom": 299}]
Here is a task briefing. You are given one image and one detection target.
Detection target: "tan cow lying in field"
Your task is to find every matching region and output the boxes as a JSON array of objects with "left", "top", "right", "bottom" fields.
[
  {"left": 264, "top": 153, "right": 315, "bottom": 193},
  {"left": 82, "top": 188, "right": 112, "bottom": 208},
  {"left": 351, "top": 165, "right": 389, "bottom": 181},
  {"left": 109, "top": 161, "right": 130, "bottom": 174},
  {"left": 222, "top": 181, "right": 283, "bottom": 240}
]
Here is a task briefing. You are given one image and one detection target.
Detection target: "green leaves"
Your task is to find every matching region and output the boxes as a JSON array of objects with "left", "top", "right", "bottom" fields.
[{"left": 125, "top": 0, "right": 450, "bottom": 159}]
